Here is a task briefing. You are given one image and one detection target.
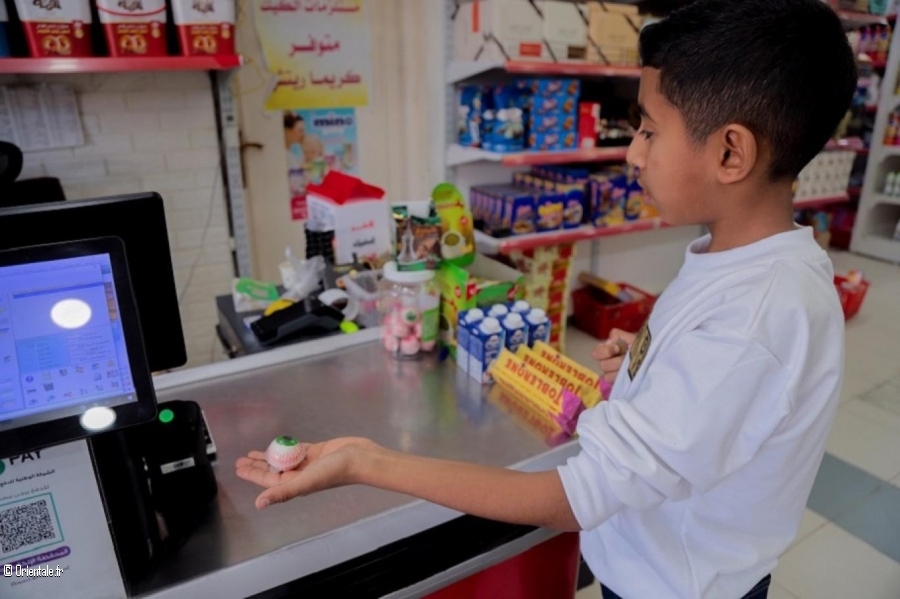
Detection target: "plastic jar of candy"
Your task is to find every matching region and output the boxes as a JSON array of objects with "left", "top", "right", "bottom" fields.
[{"left": 379, "top": 262, "right": 440, "bottom": 359}]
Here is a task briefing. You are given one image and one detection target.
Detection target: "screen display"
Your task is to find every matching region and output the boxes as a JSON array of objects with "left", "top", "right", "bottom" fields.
[{"left": 0, "top": 253, "right": 137, "bottom": 431}]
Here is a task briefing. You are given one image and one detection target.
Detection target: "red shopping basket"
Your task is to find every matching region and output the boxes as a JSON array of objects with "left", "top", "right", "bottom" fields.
[
  {"left": 835, "top": 275, "right": 869, "bottom": 320},
  {"left": 572, "top": 282, "right": 657, "bottom": 340}
]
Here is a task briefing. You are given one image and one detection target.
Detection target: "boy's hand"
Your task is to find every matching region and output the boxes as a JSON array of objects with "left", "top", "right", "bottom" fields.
[
  {"left": 235, "top": 436, "right": 378, "bottom": 509},
  {"left": 591, "top": 328, "right": 636, "bottom": 383}
]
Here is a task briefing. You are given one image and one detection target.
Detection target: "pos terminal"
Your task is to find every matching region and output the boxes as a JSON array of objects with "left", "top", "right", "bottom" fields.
[{"left": 0, "top": 195, "right": 218, "bottom": 598}]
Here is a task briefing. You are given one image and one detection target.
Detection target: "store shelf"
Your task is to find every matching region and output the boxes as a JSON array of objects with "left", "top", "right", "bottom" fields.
[
  {"left": 793, "top": 193, "right": 851, "bottom": 210},
  {"left": 447, "top": 59, "right": 641, "bottom": 84},
  {"left": 825, "top": 137, "right": 868, "bottom": 152},
  {"left": 475, "top": 219, "right": 669, "bottom": 254},
  {"left": 0, "top": 55, "right": 243, "bottom": 74},
  {"left": 872, "top": 193, "right": 900, "bottom": 206},
  {"left": 447, "top": 144, "right": 629, "bottom": 167},
  {"left": 837, "top": 9, "right": 890, "bottom": 26},
  {"left": 852, "top": 233, "right": 900, "bottom": 262}
]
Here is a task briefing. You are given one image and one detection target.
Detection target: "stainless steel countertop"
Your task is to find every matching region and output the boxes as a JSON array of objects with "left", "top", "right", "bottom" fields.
[{"left": 138, "top": 340, "right": 580, "bottom": 598}]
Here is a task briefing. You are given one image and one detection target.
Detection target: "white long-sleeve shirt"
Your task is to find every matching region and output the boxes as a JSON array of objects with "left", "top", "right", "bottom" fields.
[{"left": 559, "top": 227, "right": 844, "bottom": 598}]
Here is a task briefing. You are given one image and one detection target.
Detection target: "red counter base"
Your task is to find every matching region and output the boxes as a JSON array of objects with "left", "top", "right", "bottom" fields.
[{"left": 425, "top": 532, "right": 581, "bottom": 599}]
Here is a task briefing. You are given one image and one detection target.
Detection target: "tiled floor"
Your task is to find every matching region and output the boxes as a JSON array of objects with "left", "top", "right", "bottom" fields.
[{"left": 569, "top": 250, "right": 900, "bottom": 599}]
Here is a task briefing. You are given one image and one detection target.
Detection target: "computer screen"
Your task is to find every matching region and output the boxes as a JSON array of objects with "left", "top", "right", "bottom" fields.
[
  {"left": 0, "top": 194, "right": 188, "bottom": 372},
  {"left": 0, "top": 238, "right": 157, "bottom": 457}
]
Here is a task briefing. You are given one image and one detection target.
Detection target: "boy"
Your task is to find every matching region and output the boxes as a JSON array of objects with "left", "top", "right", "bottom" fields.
[{"left": 236, "top": 1, "right": 855, "bottom": 596}]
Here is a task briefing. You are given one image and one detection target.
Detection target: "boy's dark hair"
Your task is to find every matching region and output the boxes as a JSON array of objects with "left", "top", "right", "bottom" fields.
[{"left": 640, "top": 0, "right": 857, "bottom": 181}]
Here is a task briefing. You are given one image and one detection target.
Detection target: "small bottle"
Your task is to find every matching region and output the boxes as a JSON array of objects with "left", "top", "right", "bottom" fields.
[{"left": 885, "top": 173, "right": 897, "bottom": 195}]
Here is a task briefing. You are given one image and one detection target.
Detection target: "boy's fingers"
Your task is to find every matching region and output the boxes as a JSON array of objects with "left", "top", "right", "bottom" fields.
[
  {"left": 599, "top": 357, "right": 624, "bottom": 375},
  {"left": 603, "top": 371, "right": 618, "bottom": 383}
]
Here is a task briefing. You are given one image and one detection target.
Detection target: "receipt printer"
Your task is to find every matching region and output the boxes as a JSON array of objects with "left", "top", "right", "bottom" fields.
[{"left": 91, "top": 400, "right": 217, "bottom": 586}]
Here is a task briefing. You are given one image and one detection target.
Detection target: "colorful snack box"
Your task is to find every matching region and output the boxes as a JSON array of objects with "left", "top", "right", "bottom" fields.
[
  {"left": 171, "top": 0, "right": 235, "bottom": 56},
  {"left": 97, "top": 0, "right": 167, "bottom": 57},
  {"left": 529, "top": 111, "right": 578, "bottom": 134},
  {"left": 530, "top": 78, "right": 581, "bottom": 99},
  {"left": 516, "top": 345, "right": 602, "bottom": 407},
  {"left": 529, "top": 131, "right": 578, "bottom": 151},
  {"left": 14, "top": 0, "right": 93, "bottom": 57},
  {"left": 458, "top": 86, "right": 484, "bottom": 148},
  {"left": 535, "top": 191, "right": 565, "bottom": 232},
  {"left": 533, "top": 340, "right": 601, "bottom": 391},
  {"left": 532, "top": 94, "right": 579, "bottom": 116},
  {"left": 502, "top": 312, "right": 528, "bottom": 354}
]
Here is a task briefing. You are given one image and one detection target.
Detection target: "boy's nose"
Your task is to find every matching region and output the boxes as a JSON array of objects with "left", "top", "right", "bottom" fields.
[{"left": 626, "top": 136, "right": 645, "bottom": 170}]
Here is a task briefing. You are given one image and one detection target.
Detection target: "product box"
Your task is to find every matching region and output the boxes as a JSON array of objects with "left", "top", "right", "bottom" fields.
[
  {"left": 535, "top": 190, "right": 565, "bottom": 231},
  {"left": 469, "top": 318, "right": 506, "bottom": 384},
  {"left": 453, "top": 0, "right": 546, "bottom": 62},
  {"left": 529, "top": 131, "right": 578, "bottom": 151},
  {"left": 579, "top": 102, "right": 601, "bottom": 148},
  {"left": 97, "top": 0, "right": 167, "bottom": 57},
  {"left": 0, "top": 2, "right": 9, "bottom": 57},
  {"left": 530, "top": 79, "right": 581, "bottom": 99},
  {"left": 438, "top": 253, "right": 525, "bottom": 358},
  {"left": 531, "top": 94, "right": 579, "bottom": 116},
  {"left": 14, "top": 0, "right": 93, "bottom": 57},
  {"left": 529, "top": 111, "right": 578, "bottom": 134},
  {"left": 538, "top": 0, "right": 588, "bottom": 62},
  {"left": 458, "top": 86, "right": 483, "bottom": 148},
  {"left": 171, "top": 0, "right": 235, "bottom": 56},
  {"left": 586, "top": 2, "right": 642, "bottom": 66},
  {"left": 306, "top": 171, "right": 391, "bottom": 265}
]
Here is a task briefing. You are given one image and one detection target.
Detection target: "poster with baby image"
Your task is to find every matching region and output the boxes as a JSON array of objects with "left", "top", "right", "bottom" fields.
[{"left": 285, "top": 107, "right": 358, "bottom": 220}]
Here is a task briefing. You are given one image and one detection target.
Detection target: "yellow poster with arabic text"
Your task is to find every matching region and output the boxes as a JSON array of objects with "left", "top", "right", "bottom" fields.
[{"left": 253, "top": 0, "right": 371, "bottom": 110}]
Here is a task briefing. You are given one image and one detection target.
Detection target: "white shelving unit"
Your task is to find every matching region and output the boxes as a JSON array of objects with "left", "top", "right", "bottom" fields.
[{"left": 851, "top": 19, "right": 900, "bottom": 263}]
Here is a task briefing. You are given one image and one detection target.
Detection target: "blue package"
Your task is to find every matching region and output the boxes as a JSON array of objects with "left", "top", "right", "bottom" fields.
[
  {"left": 458, "top": 86, "right": 483, "bottom": 147},
  {"left": 556, "top": 182, "right": 586, "bottom": 228},
  {"left": 483, "top": 108, "right": 526, "bottom": 152},
  {"left": 469, "top": 317, "right": 506, "bottom": 384},
  {"left": 531, "top": 95, "right": 579, "bottom": 116},
  {"left": 530, "top": 79, "right": 581, "bottom": 99},
  {"left": 456, "top": 308, "right": 485, "bottom": 373},
  {"left": 528, "top": 131, "right": 578, "bottom": 151},
  {"left": 501, "top": 312, "right": 528, "bottom": 354},
  {"left": 529, "top": 111, "right": 578, "bottom": 134}
]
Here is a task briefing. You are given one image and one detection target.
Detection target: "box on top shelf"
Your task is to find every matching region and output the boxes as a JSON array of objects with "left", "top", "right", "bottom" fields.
[
  {"left": 0, "top": 1, "right": 9, "bottom": 57},
  {"left": 97, "top": 0, "right": 167, "bottom": 57},
  {"left": 586, "top": 1, "right": 643, "bottom": 66},
  {"left": 537, "top": 0, "right": 588, "bottom": 62},
  {"left": 13, "top": 0, "right": 94, "bottom": 57},
  {"left": 453, "top": 0, "right": 547, "bottom": 62},
  {"left": 171, "top": 0, "right": 235, "bottom": 56}
]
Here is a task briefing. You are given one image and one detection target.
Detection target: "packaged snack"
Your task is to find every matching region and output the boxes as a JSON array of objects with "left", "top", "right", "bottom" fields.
[
  {"left": 432, "top": 183, "right": 476, "bottom": 267},
  {"left": 530, "top": 111, "right": 578, "bottom": 134},
  {"left": 394, "top": 209, "right": 442, "bottom": 271},
  {"left": 535, "top": 191, "right": 565, "bottom": 231},
  {"left": 530, "top": 78, "right": 581, "bottom": 99},
  {"left": 579, "top": 102, "right": 601, "bottom": 148},
  {"left": 14, "top": 0, "right": 93, "bottom": 57},
  {"left": 516, "top": 345, "right": 602, "bottom": 407},
  {"left": 171, "top": 0, "right": 236, "bottom": 56},
  {"left": 458, "top": 86, "right": 484, "bottom": 148},
  {"left": 533, "top": 340, "right": 600, "bottom": 390},
  {"left": 532, "top": 95, "right": 579, "bottom": 116}
]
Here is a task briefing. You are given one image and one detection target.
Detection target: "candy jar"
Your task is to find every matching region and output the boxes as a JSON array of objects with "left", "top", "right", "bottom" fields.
[{"left": 379, "top": 261, "right": 440, "bottom": 359}]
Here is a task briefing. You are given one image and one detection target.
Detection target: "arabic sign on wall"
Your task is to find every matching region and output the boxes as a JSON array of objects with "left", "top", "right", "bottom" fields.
[
  {"left": 286, "top": 108, "right": 358, "bottom": 220},
  {"left": 253, "top": 0, "right": 371, "bottom": 110}
]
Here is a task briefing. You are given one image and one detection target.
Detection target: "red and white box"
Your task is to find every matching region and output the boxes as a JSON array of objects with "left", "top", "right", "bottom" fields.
[
  {"left": 97, "top": 0, "right": 168, "bottom": 57},
  {"left": 171, "top": 0, "right": 235, "bottom": 56},
  {"left": 13, "top": 0, "right": 93, "bottom": 57},
  {"left": 578, "top": 102, "right": 601, "bottom": 148}
]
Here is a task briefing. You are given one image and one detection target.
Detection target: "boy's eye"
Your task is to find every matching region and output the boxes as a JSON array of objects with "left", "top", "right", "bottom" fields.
[{"left": 640, "top": 130, "right": 654, "bottom": 140}]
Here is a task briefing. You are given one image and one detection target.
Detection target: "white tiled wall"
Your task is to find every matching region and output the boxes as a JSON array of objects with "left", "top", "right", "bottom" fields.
[{"left": 0, "top": 72, "right": 234, "bottom": 370}]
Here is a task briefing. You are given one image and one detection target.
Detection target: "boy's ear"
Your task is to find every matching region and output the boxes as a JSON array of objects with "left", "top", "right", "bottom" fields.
[{"left": 715, "top": 124, "right": 758, "bottom": 184}]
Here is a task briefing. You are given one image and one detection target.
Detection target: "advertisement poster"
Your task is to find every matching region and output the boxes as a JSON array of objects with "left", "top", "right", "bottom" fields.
[
  {"left": 0, "top": 441, "right": 126, "bottom": 599},
  {"left": 285, "top": 108, "right": 358, "bottom": 221},
  {"left": 253, "top": 0, "right": 372, "bottom": 110}
]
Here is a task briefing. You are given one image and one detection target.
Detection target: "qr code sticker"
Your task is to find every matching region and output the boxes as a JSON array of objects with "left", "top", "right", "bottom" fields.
[{"left": 0, "top": 497, "right": 61, "bottom": 556}]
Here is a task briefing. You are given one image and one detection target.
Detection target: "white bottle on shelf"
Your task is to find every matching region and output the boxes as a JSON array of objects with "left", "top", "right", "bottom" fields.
[{"left": 884, "top": 172, "right": 896, "bottom": 196}]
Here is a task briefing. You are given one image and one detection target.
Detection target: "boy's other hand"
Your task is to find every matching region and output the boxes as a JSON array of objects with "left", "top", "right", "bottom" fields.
[
  {"left": 591, "top": 328, "right": 636, "bottom": 383},
  {"left": 235, "top": 437, "right": 379, "bottom": 509}
]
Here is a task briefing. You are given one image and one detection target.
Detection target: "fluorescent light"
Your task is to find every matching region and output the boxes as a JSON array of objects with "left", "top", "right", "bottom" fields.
[
  {"left": 51, "top": 299, "right": 92, "bottom": 329},
  {"left": 80, "top": 406, "right": 116, "bottom": 431}
]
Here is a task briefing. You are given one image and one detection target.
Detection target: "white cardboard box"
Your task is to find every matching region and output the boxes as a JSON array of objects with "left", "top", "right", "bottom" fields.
[
  {"left": 453, "top": 0, "right": 547, "bottom": 61},
  {"left": 538, "top": 0, "right": 588, "bottom": 61}
]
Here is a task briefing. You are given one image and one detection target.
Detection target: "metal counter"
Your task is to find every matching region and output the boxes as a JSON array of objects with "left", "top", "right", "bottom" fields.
[{"left": 138, "top": 338, "right": 580, "bottom": 598}]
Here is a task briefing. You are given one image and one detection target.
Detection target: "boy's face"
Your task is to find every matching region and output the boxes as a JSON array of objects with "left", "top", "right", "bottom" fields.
[{"left": 627, "top": 69, "right": 716, "bottom": 226}]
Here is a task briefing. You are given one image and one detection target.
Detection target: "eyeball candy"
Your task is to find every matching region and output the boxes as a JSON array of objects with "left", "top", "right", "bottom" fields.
[
  {"left": 383, "top": 334, "right": 400, "bottom": 353},
  {"left": 400, "top": 336, "right": 420, "bottom": 355},
  {"left": 265, "top": 436, "right": 307, "bottom": 472}
]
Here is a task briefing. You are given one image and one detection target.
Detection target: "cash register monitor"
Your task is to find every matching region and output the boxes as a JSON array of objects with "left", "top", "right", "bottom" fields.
[
  {"left": 0, "top": 193, "right": 188, "bottom": 372},
  {"left": 0, "top": 237, "right": 157, "bottom": 458}
]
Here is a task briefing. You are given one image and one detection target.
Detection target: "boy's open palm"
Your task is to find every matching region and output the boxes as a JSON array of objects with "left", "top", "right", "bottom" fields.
[{"left": 235, "top": 437, "right": 376, "bottom": 509}]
